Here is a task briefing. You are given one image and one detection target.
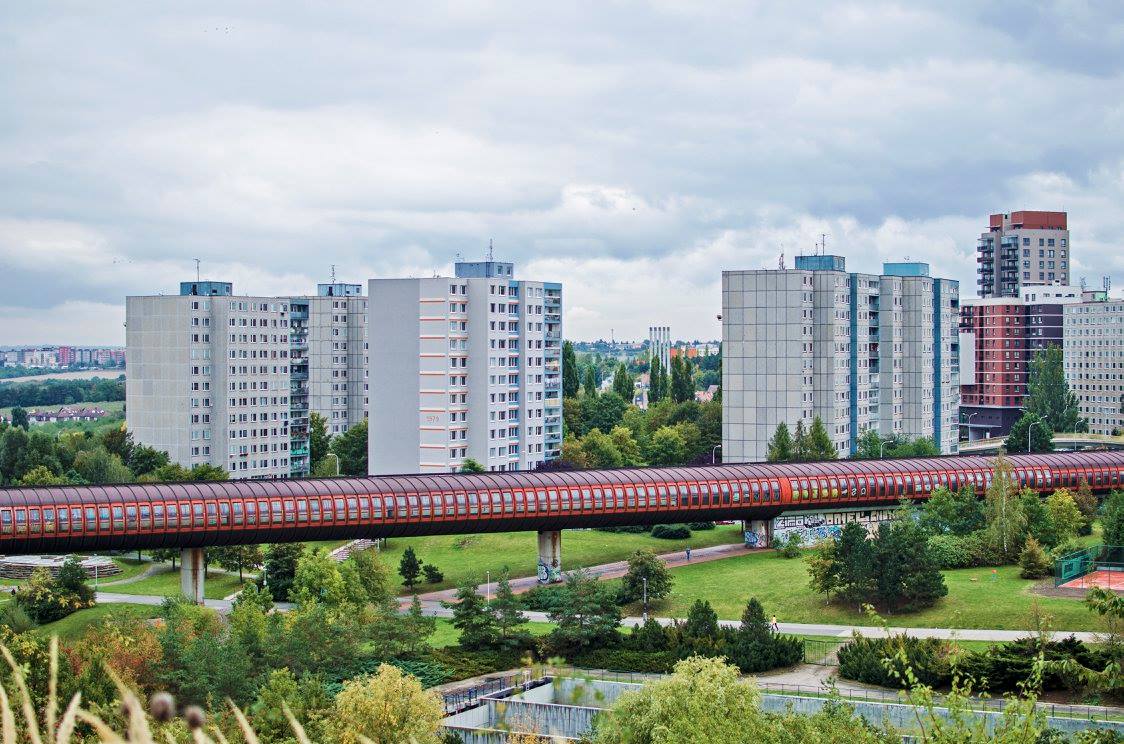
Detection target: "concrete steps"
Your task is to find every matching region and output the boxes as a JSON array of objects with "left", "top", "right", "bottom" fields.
[{"left": 328, "top": 539, "right": 376, "bottom": 562}]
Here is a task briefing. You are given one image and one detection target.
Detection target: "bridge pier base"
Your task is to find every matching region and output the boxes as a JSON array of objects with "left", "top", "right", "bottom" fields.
[
  {"left": 537, "top": 530, "right": 562, "bottom": 584},
  {"left": 743, "top": 519, "right": 772, "bottom": 549},
  {"left": 180, "top": 548, "right": 206, "bottom": 604}
]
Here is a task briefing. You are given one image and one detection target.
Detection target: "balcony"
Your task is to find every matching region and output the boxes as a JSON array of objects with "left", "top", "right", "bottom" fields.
[{"left": 290, "top": 446, "right": 310, "bottom": 458}]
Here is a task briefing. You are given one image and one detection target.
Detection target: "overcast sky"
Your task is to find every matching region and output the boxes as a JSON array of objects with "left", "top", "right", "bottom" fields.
[{"left": 2, "top": 2, "right": 1123, "bottom": 345}]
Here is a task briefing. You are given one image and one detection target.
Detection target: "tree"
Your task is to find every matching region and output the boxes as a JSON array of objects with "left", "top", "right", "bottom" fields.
[
  {"left": 584, "top": 391, "right": 628, "bottom": 433},
  {"left": 546, "top": 570, "right": 621, "bottom": 654},
  {"left": 919, "top": 486, "right": 985, "bottom": 536},
  {"left": 618, "top": 549, "right": 673, "bottom": 604},
  {"left": 18, "top": 465, "right": 65, "bottom": 486},
  {"left": 578, "top": 428, "right": 624, "bottom": 469},
  {"left": 398, "top": 546, "right": 422, "bottom": 588},
  {"left": 349, "top": 549, "right": 395, "bottom": 608},
  {"left": 328, "top": 664, "right": 443, "bottom": 744},
  {"left": 871, "top": 515, "right": 948, "bottom": 612},
  {"left": 460, "top": 457, "right": 485, "bottom": 473},
  {"left": 1072, "top": 480, "right": 1097, "bottom": 536},
  {"left": 128, "top": 444, "right": 168, "bottom": 477},
  {"left": 583, "top": 365, "right": 598, "bottom": 397},
  {"left": 612, "top": 361, "right": 635, "bottom": 400},
  {"left": 805, "top": 416, "right": 837, "bottom": 460},
  {"left": 648, "top": 354, "right": 666, "bottom": 404},
  {"left": 683, "top": 599, "right": 720, "bottom": 641},
  {"left": 1019, "top": 537, "right": 1052, "bottom": 579},
  {"left": 562, "top": 340, "right": 581, "bottom": 399},
  {"left": 1103, "top": 491, "right": 1124, "bottom": 546},
  {"left": 309, "top": 411, "right": 332, "bottom": 467},
  {"left": 811, "top": 521, "right": 876, "bottom": 608},
  {"left": 563, "top": 396, "right": 584, "bottom": 436},
  {"left": 793, "top": 419, "right": 809, "bottom": 462},
  {"left": 1045, "top": 489, "right": 1084, "bottom": 546},
  {"left": 262, "top": 542, "right": 304, "bottom": 601},
  {"left": 189, "top": 462, "right": 228, "bottom": 481},
  {"left": 491, "top": 571, "right": 529, "bottom": 648},
  {"left": 330, "top": 419, "right": 368, "bottom": 475},
  {"left": 1006, "top": 411, "right": 1054, "bottom": 453},
  {"left": 984, "top": 455, "right": 1028, "bottom": 563},
  {"left": 100, "top": 426, "right": 134, "bottom": 462},
  {"left": 853, "top": 428, "right": 884, "bottom": 460},
  {"left": 646, "top": 426, "right": 686, "bottom": 466},
  {"left": 728, "top": 596, "right": 802, "bottom": 674},
  {"left": 1026, "top": 345, "right": 1086, "bottom": 432},
  {"left": 670, "top": 355, "right": 693, "bottom": 403},
  {"left": 443, "top": 579, "right": 497, "bottom": 650},
  {"left": 766, "top": 422, "right": 794, "bottom": 463},
  {"left": 610, "top": 425, "right": 645, "bottom": 467},
  {"left": 73, "top": 449, "right": 133, "bottom": 484},
  {"left": 9, "top": 408, "right": 28, "bottom": 430},
  {"left": 210, "top": 544, "right": 263, "bottom": 582}
]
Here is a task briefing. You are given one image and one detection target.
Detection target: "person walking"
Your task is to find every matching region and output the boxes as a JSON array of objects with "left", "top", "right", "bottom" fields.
[
  {"left": 685, "top": 546, "right": 692, "bottom": 562},
  {"left": 771, "top": 614, "right": 779, "bottom": 632}
]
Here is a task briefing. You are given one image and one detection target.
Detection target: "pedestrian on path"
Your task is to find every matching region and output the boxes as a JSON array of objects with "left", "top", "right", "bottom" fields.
[
  {"left": 685, "top": 546, "right": 692, "bottom": 562},
  {"left": 771, "top": 614, "right": 779, "bottom": 632}
]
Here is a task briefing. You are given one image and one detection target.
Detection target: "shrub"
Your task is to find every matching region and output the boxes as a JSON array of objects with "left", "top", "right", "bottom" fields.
[
  {"left": 595, "top": 525, "right": 650, "bottom": 534},
  {"left": 955, "top": 636, "right": 1105, "bottom": 693},
  {"left": 429, "top": 647, "right": 526, "bottom": 681},
  {"left": 926, "top": 533, "right": 976, "bottom": 569},
  {"left": 422, "top": 564, "right": 444, "bottom": 584},
  {"left": 776, "top": 532, "right": 802, "bottom": 559},
  {"left": 686, "top": 521, "right": 716, "bottom": 531},
  {"left": 651, "top": 524, "right": 691, "bottom": 539},
  {"left": 837, "top": 635, "right": 952, "bottom": 689},
  {"left": 1019, "top": 537, "right": 1052, "bottom": 579},
  {"left": 519, "top": 584, "right": 568, "bottom": 612},
  {"left": 14, "top": 562, "right": 95, "bottom": 624},
  {"left": 0, "top": 602, "right": 37, "bottom": 634},
  {"left": 569, "top": 648, "right": 677, "bottom": 673}
]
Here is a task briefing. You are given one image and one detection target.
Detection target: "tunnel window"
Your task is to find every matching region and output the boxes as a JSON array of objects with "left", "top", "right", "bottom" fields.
[
  {"left": 99, "top": 507, "right": 111, "bottom": 530},
  {"left": 270, "top": 501, "right": 282, "bottom": 524},
  {"left": 126, "top": 506, "right": 137, "bottom": 529},
  {"left": 233, "top": 502, "right": 244, "bottom": 525},
  {"left": 360, "top": 497, "right": 372, "bottom": 519},
  {"left": 296, "top": 500, "right": 308, "bottom": 521},
  {"left": 29, "top": 509, "right": 41, "bottom": 533},
  {"left": 206, "top": 503, "right": 218, "bottom": 526},
  {"left": 59, "top": 507, "right": 70, "bottom": 532}
]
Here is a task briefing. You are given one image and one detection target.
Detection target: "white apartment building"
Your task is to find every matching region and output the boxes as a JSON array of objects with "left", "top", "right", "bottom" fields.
[
  {"left": 649, "top": 326, "right": 671, "bottom": 371},
  {"left": 293, "top": 284, "right": 368, "bottom": 436},
  {"left": 126, "top": 281, "right": 296, "bottom": 479},
  {"left": 1064, "top": 299, "right": 1124, "bottom": 436},
  {"left": 722, "top": 256, "right": 959, "bottom": 463},
  {"left": 368, "top": 260, "right": 562, "bottom": 475}
]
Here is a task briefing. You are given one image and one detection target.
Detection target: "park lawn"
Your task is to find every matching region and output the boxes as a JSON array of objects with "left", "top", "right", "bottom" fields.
[
  {"left": 108, "top": 569, "right": 247, "bottom": 600},
  {"left": 0, "top": 399, "right": 125, "bottom": 418},
  {"left": 427, "top": 618, "right": 556, "bottom": 648},
  {"left": 637, "top": 550, "right": 1103, "bottom": 632},
  {"left": 382, "top": 525, "right": 744, "bottom": 594},
  {"left": 33, "top": 603, "right": 161, "bottom": 642}
]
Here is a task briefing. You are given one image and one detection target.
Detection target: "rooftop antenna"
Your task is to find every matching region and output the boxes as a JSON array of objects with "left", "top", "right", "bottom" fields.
[
  {"left": 778, "top": 249, "right": 785, "bottom": 270},
  {"left": 816, "top": 233, "right": 829, "bottom": 256},
  {"left": 487, "top": 238, "right": 494, "bottom": 262},
  {"left": 193, "top": 258, "right": 201, "bottom": 282},
  {"left": 330, "top": 264, "right": 337, "bottom": 284}
]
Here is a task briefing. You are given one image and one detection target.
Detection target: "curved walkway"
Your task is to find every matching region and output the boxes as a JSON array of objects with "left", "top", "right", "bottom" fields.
[{"left": 96, "top": 562, "right": 173, "bottom": 587}]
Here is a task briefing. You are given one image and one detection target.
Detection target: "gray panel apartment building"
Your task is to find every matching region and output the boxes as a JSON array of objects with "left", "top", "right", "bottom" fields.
[
  {"left": 722, "top": 256, "right": 960, "bottom": 463},
  {"left": 1064, "top": 298, "right": 1124, "bottom": 436},
  {"left": 368, "top": 260, "right": 562, "bottom": 475},
  {"left": 127, "top": 280, "right": 368, "bottom": 480}
]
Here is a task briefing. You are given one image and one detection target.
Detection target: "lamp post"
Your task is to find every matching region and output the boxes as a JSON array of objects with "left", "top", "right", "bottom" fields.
[
  {"left": 486, "top": 570, "right": 491, "bottom": 602},
  {"left": 642, "top": 576, "right": 648, "bottom": 622},
  {"left": 711, "top": 445, "right": 722, "bottom": 464},
  {"left": 1028, "top": 417, "right": 1048, "bottom": 454},
  {"left": 965, "top": 412, "right": 979, "bottom": 442},
  {"left": 879, "top": 439, "right": 893, "bottom": 459},
  {"left": 326, "top": 453, "right": 341, "bottom": 476}
]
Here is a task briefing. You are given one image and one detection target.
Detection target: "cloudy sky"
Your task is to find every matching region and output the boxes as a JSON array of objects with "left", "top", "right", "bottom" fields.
[{"left": 2, "top": 2, "right": 1124, "bottom": 345}]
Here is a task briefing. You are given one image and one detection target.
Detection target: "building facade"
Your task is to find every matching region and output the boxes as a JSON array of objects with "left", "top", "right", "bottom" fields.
[
  {"left": 722, "top": 256, "right": 959, "bottom": 462},
  {"left": 977, "top": 211, "right": 1070, "bottom": 298},
  {"left": 1064, "top": 299, "right": 1124, "bottom": 436},
  {"left": 126, "top": 282, "right": 297, "bottom": 479},
  {"left": 648, "top": 326, "right": 670, "bottom": 372},
  {"left": 368, "top": 260, "right": 562, "bottom": 475}
]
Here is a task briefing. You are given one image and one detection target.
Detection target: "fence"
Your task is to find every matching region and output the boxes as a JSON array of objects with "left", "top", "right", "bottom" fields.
[
  {"left": 803, "top": 638, "right": 847, "bottom": 666},
  {"left": 1055, "top": 544, "right": 1124, "bottom": 587}
]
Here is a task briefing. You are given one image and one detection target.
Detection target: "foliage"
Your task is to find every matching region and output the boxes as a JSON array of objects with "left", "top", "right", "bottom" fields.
[
  {"left": 727, "top": 597, "right": 803, "bottom": 673},
  {"left": 612, "top": 361, "right": 635, "bottom": 400},
  {"left": 0, "top": 375, "right": 125, "bottom": 409},
  {"left": 14, "top": 560, "right": 96, "bottom": 624},
  {"left": 1019, "top": 537, "right": 1052, "bottom": 579},
  {"left": 837, "top": 634, "right": 952, "bottom": 689},
  {"left": 1073, "top": 480, "right": 1097, "bottom": 536},
  {"left": 398, "top": 546, "right": 422, "bottom": 588},
  {"left": 583, "top": 365, "right": 598, "bottom": 398},
  {"left": 459, "top": 457, "right": 485, "bottom": 473},
  {"left": 805, "top": 416, "right": 837, "bottom": 460},
  {"left": 262, "top": 542, "right": 305, "bottom": 601},
  {"left": 926, "top": 533, "right": 978, "bottom": 569},
  {"left": 983, "top": 455, "right": 1028, "bottom": 563},
  {"left": 562, "top": 340, "right": 581, "bottom": 399},
  {"left": 443, "top": 579, "right": 498, "bottom": 651},
  {"left": 776, "top": 532, "right": 803, "bottom": 558},
  {"left": 669, "top": 354, "right": 693, "bottom": 403},
  {"left": 209, "top": 544, "right": 263, "bottom": 581},
  {"left": 617, "top": 549, "right": 673, "bottom": 604},
  {"left": 1103, "top": 490, "right": 1124, "bottom": 547},
  {"left": 853, "top": 430, "right": 940, "bottom": 460},
  {"left": 645, "top": 426, "right": 686, "bottom": 466},
  {"left": 491, "top": 571, "right": 530, "bottom": 650},
  {"left": 328, "top": 664, "right": 444, "bottom": 744},
  {"left": 545, "top": 570, "right": 622, "bottom": 656},
  {"left": 1044, "top": 489, "right": 1084, "bottom": 547},
  {"left": 8, "top": 407, "right": 29, "bottom": 429},
  {"left": 766, "top": 422, "right": 794, "bottom": 463},
  {"left": 1006, "top": 411, "right": 1055, "bottom": 454},
  {"left": 422, "top": 563, "right": 445, "bottom": 583},
  {"left": 1026, "top": 345, "right": 1087, "bottom": 433},
  {"left": 919, "top": 486, "right": 985, "bottom": 536},
  {"left": 329, "top": 418, "right": 367, "bottom": 475},
  {"left": 648, "top": 353, "right": 668, "bottom": 404},
  {"left": 308, "top": 411, "right": 331, "bottom": 468},
  {"left": 650, "top": 523, "right": 691, "bottom": 539}
]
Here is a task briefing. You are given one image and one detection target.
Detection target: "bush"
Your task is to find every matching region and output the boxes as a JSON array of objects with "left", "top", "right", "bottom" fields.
[
  {"left": 926, "top": 533, "right": 976, "bottom": 569},
  {"left": 428, "top": 647, "right": 526, "bottom": 681},
  {"left": 686, "top": 521, "right": 715, "bottom": 531},
  {"left": 422, "top": 564, "right": 444, "bottom": 584},
  {"left": 595, "top": 525, "right": 650, "bottom": 534},
  {"left": 569, "top": 648, "right": 677, "bottom": 673},
  {"left": 14, "top": 562, "right": 95, "bottom": 624},
  {"left": 837, "top": 635, "right": 952, "bottom": 689},
  {"left": 0, "top": 603, "right": 36, "bottom": 634},
  {"left": 956, "top": 636, "right": 1106, "bottom": 694},
  {"left": 651, "top": 524, "right": 691, "bottom": 539},
  {"left": 777, "top": 532, "right": 802, "bottom": 559},
  {"left": 1019, "top": 537, "right": 1052, "bottom": 579},
  {"left": 519, "top": 584, "right": 568, "bottom": 612}
]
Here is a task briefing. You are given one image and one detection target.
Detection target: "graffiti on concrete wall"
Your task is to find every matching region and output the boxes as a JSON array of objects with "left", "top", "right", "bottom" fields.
[{"left": 770, "top": 508, "right": 898, "bottom": 547}]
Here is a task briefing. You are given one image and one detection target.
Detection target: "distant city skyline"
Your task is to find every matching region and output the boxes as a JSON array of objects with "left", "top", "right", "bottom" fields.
[{"left": 3, "top": 4, "right": 1124, "bottom": 345}]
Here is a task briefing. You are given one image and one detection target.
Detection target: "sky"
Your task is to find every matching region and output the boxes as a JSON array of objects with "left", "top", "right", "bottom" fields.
[{"left": 2, "top": 2, "right": 1124, "bottom": 345}]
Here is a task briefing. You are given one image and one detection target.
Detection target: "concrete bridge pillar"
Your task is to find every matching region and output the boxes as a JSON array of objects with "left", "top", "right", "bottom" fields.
[
  {"left": 743, "top": 519, "right": 772, "bottom": 549},
  {"left": 537, "top": 530, "right": 562, "bottom": 584},
  {"left": 180, "top": 548, "right": 206, "bottom": 604}
]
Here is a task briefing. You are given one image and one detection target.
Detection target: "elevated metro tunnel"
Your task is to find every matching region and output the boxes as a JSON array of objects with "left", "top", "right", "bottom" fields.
[{"left": 2, "top": 450, "right": 1122, "bottom": 600}]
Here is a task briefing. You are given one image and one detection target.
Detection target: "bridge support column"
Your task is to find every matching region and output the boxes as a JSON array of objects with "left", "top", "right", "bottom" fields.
[
  {"left": 180, "top": 548, "right": 205, "bottom": 604},
  {"left": 743, "top": 519, "right": 772, "bottom": 549},
  {"left": 536, "top": 530, "right": 562, "bottom": 584}
]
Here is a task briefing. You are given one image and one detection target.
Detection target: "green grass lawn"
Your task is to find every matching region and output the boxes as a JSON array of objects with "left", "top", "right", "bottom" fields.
[
  {"left": 378, "top": 525, "right": 744, "bottom": 594},
  {"left": 634, "top": 550, "right": 1104, "bottom": 633},
  {"left": 0, "top": 399, "right": 125, "bottom": 418},
  {"left": 33, "top": 603, "right": 161, "bottom": 642},
  {"left": 107, "top": 569, "right": 247, "bottom": 600}
]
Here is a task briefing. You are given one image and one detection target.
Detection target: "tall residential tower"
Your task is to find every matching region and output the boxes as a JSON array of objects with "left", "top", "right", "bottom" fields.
[{"left": 977, "top": 211, "right": 1069, "bottom": 298}]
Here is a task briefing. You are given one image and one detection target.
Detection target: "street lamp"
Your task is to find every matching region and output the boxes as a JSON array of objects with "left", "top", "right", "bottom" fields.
[
  {"left": 879, "top": 439, "right": 893, "bottom": 459},
  {"left": 326, "top": 453, "right": 341, "bottom": 476},
  {"left": 642, "top": 576, "right": 649, "bottom": 622},
  {"left": 486, "top": 570, "right": 491, "bottom": 602},
  {"left": 711, "top": 445, "right": 722, "bottom": 464},
  {"left": 1028, "top": 417, "right": 1049, "bottom": 454},
  {"left": 965, "top": 412, "right": 979, "bottom": 442}
]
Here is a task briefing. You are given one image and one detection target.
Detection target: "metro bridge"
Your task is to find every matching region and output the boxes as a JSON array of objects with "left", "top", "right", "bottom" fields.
[{"left": 2, "top": 450, "right": 1121, "bottom": 601}]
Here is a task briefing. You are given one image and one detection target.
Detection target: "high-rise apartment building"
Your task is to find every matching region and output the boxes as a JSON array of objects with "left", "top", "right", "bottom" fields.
[
  {"left": 126, "top": 281, "right": 297, "bottom": 479},
  {"left": 958, "top": 285, "right": 1083, "bottom": 440},
  {"left": 977, "top": 211, "right": 1070, "bottom": 298},
  {"left": 1064, "top": 298, "right": 1124, "bottom": 436},
  {"left": 722, "top": 256, "right": 959, "bottom": 462},
  {"left": 368, "top": 260, "right": 562, "bottom": 475},
  {"left": 649, "top": 326, "right": 670, "bottom": 371}
]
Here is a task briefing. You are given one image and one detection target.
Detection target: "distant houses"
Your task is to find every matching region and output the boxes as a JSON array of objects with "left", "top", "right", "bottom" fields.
[{"left": 27, "top": 406, "right": 109, "bottom": 425}]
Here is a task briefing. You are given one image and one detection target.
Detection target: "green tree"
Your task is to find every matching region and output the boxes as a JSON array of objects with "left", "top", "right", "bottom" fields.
[
  {"left": 546, "top": 570, "right": 621, "bottom": 654},
  {"left": 766, "top": 422, "right": 794, "bottom": 463},
  {"left": 816, "top": 521, "right": 877, "bottom": 608},
  {"left": 9, "top": 407, "right": 29, "bottom": 430},
  {"left": 853, "top": 428, "right": 884, "bottom": 460},
  {"left": 872, "top": 515, "right": 948, "bottom": 611},
  {"left": 73, "top": 448, "right": 133, "bottom": 484},
  {"left": 127, "top": 444, "right": 168, "bottom": 477},
  {"left": 1072, "top": 480, "right": 1097, "bottom": 536},
  {"left": 330, "top": 419, "right": 368, "bottom": 475},
  {"left": 309, "top": 411, "right": 332, "bottom": 467},
  {"left": 210, "top": 544, "right": 263, "bottom": 582},
  {"left": 646, "top": 426, "right": 687, "bottom": 466},
  {"left": 563, "top": 396, "right": 585, "bottom": 436},
  {"left": 579, "top": 428, "right": 624, "bottom": 469},
  {"left": 263, "top": 542, "right": 305, "bottom": 601},
  {"left": 1026, "top": 345, "right": 1086, "bottom": 432},
  {"left": 562, "top": 340, "right": 581, "bottom": 399},
  {"left": 1045, "top": 489, "right": 1084, "bottom": 546},
  {"left": 349, "top": 549, "right": 395, "bottom": 608},
  {"left": 610, "top": 425, "right": 645, "bottom": 467},
  {"left": 919, "top": 486, "right": 985, "bottom": 536},
  {"left": 583, "top": 391, "right": 628, "bottom": 432},
  {"left": 1006, "top": 411, "right": 1054, "bottom": 453},
  {"left": 1019, "top": 537, "right": 1052, "bottom": 579},
  {"left": 670, "top": 355, "right": 693, "bottom": 403},
  {"left": 491, "top": 571, "right": 529, "bottom": 648},
  {"left": 1103, "top": 491, "right": 1124, "bottom": 546},
  {"left": 805, "top": 416, "right": 837, "bottom": 460},
  {"left": 793, "top": 419, "right": 809, "bottom": 461},
  {"left": 328, "top": 664, "right": 443, "bottom": 744},
  {"left": 443, "top": 578, "right": 497, "bottom": 650},
  {"left": 649, "top": 354, "right": 667, "bottom": 404},
  {"left": 18, "top": 465, "right": 65, "bottom": 486},
  {"left": 189, "top": 462, "right": 228, "bottom": 481},
  {"left": 612, "top": 361, "right": 635, "bottom": 400},
  {"left": 460, "top": 457, "right": 485, "bottom": 473},
  {"left": 683, "top": 599, "right": 720, "bottom": 641},
  {"left": 398, "top": 545, "right": 422, "bottom": 588},
  {"left": 728, "top": 596, "right": 801, "bottom": 674},
  {"left": 583, "top": 365, "right": 598, "bottom": 397},
  {"left": 617, "top": 549, "right": 673, "bottom": 604},
  {"left": 983, "top": 456, "right": 1028, "bottom": 562}
]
